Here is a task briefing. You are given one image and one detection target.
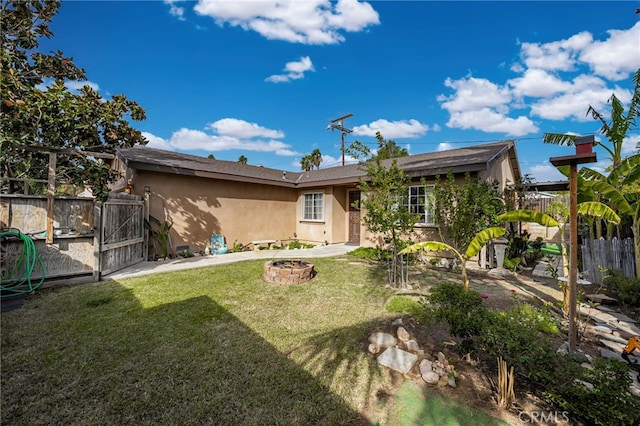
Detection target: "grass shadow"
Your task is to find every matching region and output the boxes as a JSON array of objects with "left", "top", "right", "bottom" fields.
[{"left": 1, "top": 281, "right": 370, "bottom": 425}]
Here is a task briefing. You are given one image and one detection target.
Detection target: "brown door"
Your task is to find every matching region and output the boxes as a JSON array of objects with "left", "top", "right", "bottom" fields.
[{"left": 348, "top": 191, "right": 361, "bottom": 244}]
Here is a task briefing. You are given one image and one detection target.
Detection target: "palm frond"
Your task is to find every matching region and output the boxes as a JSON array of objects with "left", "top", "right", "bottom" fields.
[{"left": 543, "top": 133, "right": 577, "bottom": 146}]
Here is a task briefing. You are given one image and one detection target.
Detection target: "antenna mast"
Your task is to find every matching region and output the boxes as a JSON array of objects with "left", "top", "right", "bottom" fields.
[{"left": 327, "top": 113, "right": 353, "bottom": 166}]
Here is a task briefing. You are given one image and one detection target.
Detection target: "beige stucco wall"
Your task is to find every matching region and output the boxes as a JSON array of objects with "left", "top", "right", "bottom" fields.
[
  {"left": 295, "top": 186, "right": 350, "bottom": 244},
  {"left": 133, "top": 171, "right": 297, "bottom": 252},
  {"left": 481, "top": 149, "right": 516, "bottom": 188}
]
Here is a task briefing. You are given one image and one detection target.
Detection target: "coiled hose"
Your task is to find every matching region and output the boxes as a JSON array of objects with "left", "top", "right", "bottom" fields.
[{"left": 1, "top": 229, "right": 46, "bottom": 298}]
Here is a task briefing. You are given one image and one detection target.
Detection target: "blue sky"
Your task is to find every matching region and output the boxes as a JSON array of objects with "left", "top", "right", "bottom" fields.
[{"left": 41, "top": 1, "right": 639, "bottom": 182}]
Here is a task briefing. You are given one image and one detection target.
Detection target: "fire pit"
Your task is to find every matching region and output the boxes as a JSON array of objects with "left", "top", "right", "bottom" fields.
[{"left": 262, "top": 260, "right": 315, "bottom": 284}]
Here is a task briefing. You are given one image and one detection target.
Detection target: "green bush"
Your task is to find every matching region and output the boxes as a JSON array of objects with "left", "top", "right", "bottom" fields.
[
  {"left": 604, "top": 269, "right": 640, "bottom": 306},
  {"left": 545, "top": 358, "right": 640, "bottom": 426},
  {"left": 421, "top": 283, "right": 489, "bottom": 353},
  {"left": 386, "top": 296, "right": 423, "bottom": 318},
  {"left": 348, "top": 246, "right": 384, "bottom": 260},
  {"left": 287, "top": 241, "right": 315, "bottom": 250}
]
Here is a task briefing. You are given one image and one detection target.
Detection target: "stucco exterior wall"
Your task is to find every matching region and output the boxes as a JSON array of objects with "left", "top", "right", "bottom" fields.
[
  {"left": 133, "top": 171, "right": 297, "bottom": 252},
  {"left": 481, "top": 150, "right": 516, "bottom": 188}
]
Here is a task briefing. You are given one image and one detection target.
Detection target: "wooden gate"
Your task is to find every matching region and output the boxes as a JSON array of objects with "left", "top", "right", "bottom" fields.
[{"left": 97, "top": 193, "right": 145, "bottom": 277}]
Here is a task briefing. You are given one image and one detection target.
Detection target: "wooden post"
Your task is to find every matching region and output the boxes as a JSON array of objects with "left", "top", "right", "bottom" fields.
[
  {"left": 93, "top": 203, "right": 102, "bottom": 282},
  {"left": 549, "top": 138, "right": 597, "bottom": 354},
  {"left": 568, "top": 163, "right": 578, "bottom": 351},
  {"left": 46, "top": 152, "right": 57, "bottom": 244}
]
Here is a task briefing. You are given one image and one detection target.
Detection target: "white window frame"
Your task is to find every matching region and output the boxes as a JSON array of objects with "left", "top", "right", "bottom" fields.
[
  {"left": 303, "top": 192, "right": 324, "bottom": 221},
  {"left": 404, "top": 185, "right": 435, "bottom": 226}
]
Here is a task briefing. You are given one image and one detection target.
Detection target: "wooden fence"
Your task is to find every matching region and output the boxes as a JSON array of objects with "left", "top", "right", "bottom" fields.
[
  {"left": 1, "top": 193, "right": 145, "bottom": 287},
  {"left": 581, "top": 237, "right": 636, "bottom": 284}
]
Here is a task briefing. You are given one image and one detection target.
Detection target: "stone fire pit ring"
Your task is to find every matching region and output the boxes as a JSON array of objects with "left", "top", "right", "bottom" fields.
[{"left": 262, "top": 260, "right": 315, "bottom": 284}]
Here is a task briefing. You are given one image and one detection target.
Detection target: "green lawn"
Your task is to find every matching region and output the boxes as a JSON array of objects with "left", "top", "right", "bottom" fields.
[
  {"left": 2, "top": 257, "right": 515, "bottom": 425},
  {"left": 1, "top": 258, "right": 398, "bottom": 425}
]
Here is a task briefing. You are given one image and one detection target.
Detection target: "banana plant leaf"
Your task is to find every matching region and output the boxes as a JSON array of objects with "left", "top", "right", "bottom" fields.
[
  {"left": 399, "top": 241, "right": 455, "bottom": 255},
  {"left": 577, "top": 202, "right": 620, "bottom": 225},
  {"left": 498, "top": 210, "right": 560, "bottom": 228},
  {"left": 465, "top": 227, "right": 506, "bottom": 259}
]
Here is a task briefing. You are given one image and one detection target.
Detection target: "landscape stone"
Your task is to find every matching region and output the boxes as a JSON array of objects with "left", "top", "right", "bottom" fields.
[
  {"left": 419, "top": 359, "right": 433, "bottom": 376},
  {"left": 405, "top": 340, "right": 420, "bottom": 352},
  {"left": 437, "top": 351, "right": 447, "bottom": 363},
  {"left": 368, "top": 332, "right": 397, "bottom": 348},
  {"left": 376, "top": 347, "right": 418, "bottom": 374},
  {"left": 422, "top": 371, "right": 440, "bottom": 384},
  {"left": 598, "top": 333, "right": 629, "bottom": 345},
  {"left": 392, "top": 318, "right": 403, "bottom": 326},
  {"left": 609, "top": 312, "right": 637, "bottom": 323},
  {"left": 397, "top": 326, "right": 411, "bottom": 342},
  {"left": 586, "top": 294, "right": 617, "bottom": 305},
  {"left": 368, "top": 343, "right": 380, "bottom": 354},
  {"left": 590, "top": 325, "right": 613, "bottom": 333},
  {"left": 599, "top": 339, "right": 624, "bottom": 353}
]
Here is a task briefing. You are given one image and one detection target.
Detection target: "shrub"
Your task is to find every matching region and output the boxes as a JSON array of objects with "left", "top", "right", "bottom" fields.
[
  {"left": 545, "top": 358, "right": 640, "bottom": 426},
  {"left": 348, "top": 246, "right": 384, "bottom": 260},
  {"left": 604, "top": 269, "right": 640, "bottom": 306},
  {"left": 421, "top": 283, "right": 490, "bottom": 353}
]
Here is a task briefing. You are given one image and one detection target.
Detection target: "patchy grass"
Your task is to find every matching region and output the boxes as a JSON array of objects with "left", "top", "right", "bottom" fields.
[{"left": 1, "top": 258, "right": 397, "bottom": 425}]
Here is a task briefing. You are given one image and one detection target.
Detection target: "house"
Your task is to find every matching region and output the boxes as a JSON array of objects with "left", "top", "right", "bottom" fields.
[{"left": 112, "top": 140, "right": 522, "bottom": 253}]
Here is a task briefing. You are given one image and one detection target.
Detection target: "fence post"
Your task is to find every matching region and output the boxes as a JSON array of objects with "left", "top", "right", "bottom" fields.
[{"left": 93, "top": 203, "right": 102, "bottom": 282}]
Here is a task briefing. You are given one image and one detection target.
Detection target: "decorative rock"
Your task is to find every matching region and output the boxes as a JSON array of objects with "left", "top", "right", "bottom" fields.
[
  {"left": 556, "top": 341, "right": 569, "bottom": 355},
  {"left": 368, "top": 343, "right": 380, "bottom": 354},
  {"left": 368, "top": 332, "right": 397, "bottom": 348},
  {"left": 437, "top": 352, "right": 447, "bottom": 363},
  {"left": 392, "top": 318, "right": 403, "bottom": 326},
  {"left": 419, "top": 359, "right": 433, "bottom": 375},
  {"left": 422, "top": 371, "right": 440, "bottom": 384},
  {"left": 447, "top": 377, "right": 457, "bottom": 388},
  {"left": 405, "top": 340, "right": 420, "bottom": 352},
  {"left": 397, "top": 326, "right": 411, "bottom": 342},
  {"left": 376, "top": 347, "right": 418, "bottom": 374}
]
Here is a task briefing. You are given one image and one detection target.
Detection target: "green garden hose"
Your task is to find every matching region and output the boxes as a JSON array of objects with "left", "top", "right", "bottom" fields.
[{"left": 1, "top": 230, "right": 46, "bottom": 298}]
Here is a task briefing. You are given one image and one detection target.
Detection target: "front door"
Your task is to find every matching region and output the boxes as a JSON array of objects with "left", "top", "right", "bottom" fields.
[{"left": 348, "top": 191, "right": 361, "bottom": 244}]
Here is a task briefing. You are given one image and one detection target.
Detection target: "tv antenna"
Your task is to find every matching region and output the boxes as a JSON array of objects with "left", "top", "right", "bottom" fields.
[{"left": 327, "top": 113, "right": 353, "bottom": 166}]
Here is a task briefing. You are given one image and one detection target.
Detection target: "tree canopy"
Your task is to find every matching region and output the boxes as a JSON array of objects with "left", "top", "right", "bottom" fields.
[
  {"left": 346, "top": 131, "right": 408, "bottom": 161},
  {"left": 300, "top": 148, "right": 322, "bottom": 171},
  {"left": 1, "top": 0, "right": 147, "bottom": 200}
]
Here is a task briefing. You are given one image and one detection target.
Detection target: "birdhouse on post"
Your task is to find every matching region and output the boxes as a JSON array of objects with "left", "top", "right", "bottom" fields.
[{"left": 574, "top": 135, "right": 595, "bottom": 156}]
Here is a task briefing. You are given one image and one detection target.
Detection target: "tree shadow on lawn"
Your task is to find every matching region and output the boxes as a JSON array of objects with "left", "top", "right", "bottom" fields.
[{"left": 1, "top": 282, "right": 370, "bottom": 425}]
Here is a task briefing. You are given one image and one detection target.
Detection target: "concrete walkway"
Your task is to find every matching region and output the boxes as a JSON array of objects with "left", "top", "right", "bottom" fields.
[{"left": 104, "top": 243, "right": 357, "bottom": 280}]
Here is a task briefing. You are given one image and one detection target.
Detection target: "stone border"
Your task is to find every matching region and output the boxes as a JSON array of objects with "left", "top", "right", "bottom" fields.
[{"left": 262, "top": 260, "right": 315, "bottom": 284}]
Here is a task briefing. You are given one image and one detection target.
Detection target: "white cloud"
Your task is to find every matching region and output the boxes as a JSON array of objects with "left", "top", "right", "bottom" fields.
[
  {"left": 207, "top": 118, "right": 284, "bottom": 139},
  {"left": 579, "top": 22, "right": 640, "bottom": 81},
  {"left": 439, "top": 22, "right": 638, "bottom": 138},
  {"left": 528, "top": 164, "right": 567, "bottom": 182},
  {"left": 65, "top": 80, "right": 100, "bottom": 92},
  {"left": 438, "top": 76, "right": 511, "bottom": 112},
  {"left": 622, "top": 134, "right": 639, "bottom": 155},
  {"left": 352, "top": 119, "right": 429, "bottom": 139},
  {"left": 143, "top": 131, "right": 174, "bottom": 151},
  {"left": 518, "top": 31, "right": 592, "bottom": 72},
  {"left": 265, "top": 56, "right": 315, "bottom": 83},
  {"left": 165, "top": 0, "right": 186, "bottom": 21},
  {"left": 509, "top": 69, "right": 570, "bottom": 98},
  {"left": 446, "top": 109, "right": 538, "bottom": 136},
  {"left": 436, "top": 143, "right": 453, "bottom": 152},
  {"left": 193, "top": 0, "right": 379, "bottom": 45},
  {"left": 529, "top": 77, "right": 631, "bottom": 121},
  {"left": 431, "top": 123, "right": 441, "bottom": 132},
  {"left": 142, "top": 118, "right": 300, "bottom": 156}
]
